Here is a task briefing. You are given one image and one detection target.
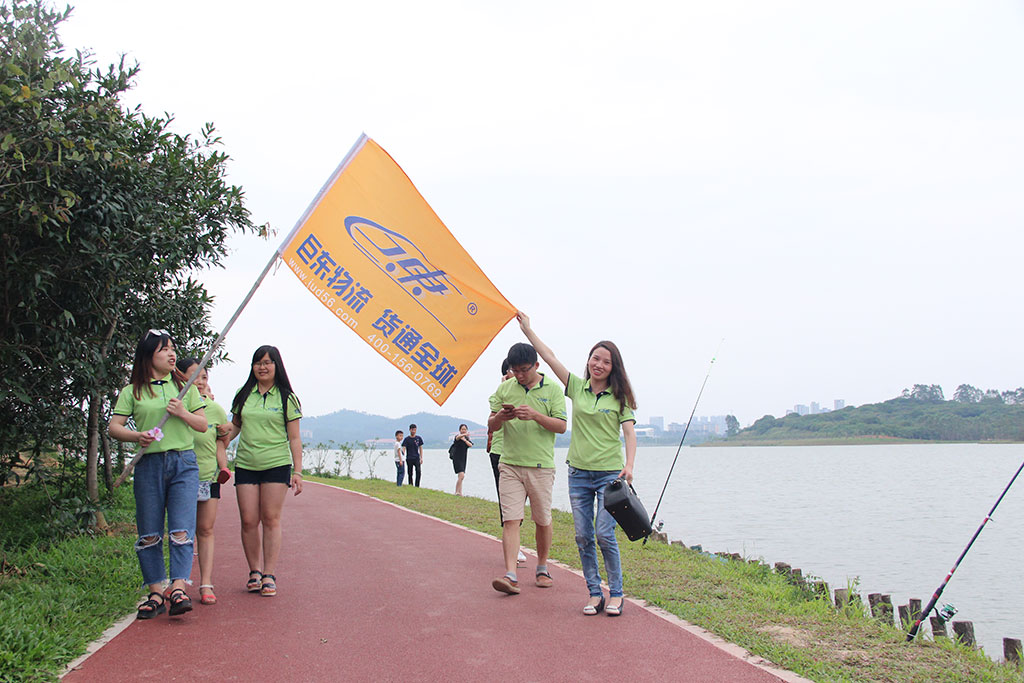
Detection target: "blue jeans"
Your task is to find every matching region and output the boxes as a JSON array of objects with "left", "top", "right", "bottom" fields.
[
  {"left": 132, "top": 449, "right": 199, "bottom": 585},
  {"left": 568, "top": 467, "right": 623, "bottom": 597},
  {"left": 396, "top": 461, "right": 405, "bottom": 486}
]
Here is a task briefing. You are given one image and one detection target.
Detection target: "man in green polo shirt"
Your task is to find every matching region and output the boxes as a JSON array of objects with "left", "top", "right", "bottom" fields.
[{"left": 487, "top": 343, "right": 567, "bottom": 595}]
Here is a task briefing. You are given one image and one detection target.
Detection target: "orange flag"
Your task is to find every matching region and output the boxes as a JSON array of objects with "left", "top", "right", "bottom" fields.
[{"left": 277, "top": 134, "right": 515, "bottom": 405}]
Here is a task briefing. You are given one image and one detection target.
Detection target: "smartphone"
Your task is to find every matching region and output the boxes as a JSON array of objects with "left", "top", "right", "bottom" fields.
[{"left": 501, "top": 403, "right": 515, "bottom": 411}]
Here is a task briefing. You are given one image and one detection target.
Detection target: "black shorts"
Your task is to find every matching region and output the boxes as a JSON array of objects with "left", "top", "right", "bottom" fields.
[
  {"left": 210, "top": 482, "right": 221, "bottom": 499},
  {"left": 234, "top": 464, "right": 292, "bottom": 487}
]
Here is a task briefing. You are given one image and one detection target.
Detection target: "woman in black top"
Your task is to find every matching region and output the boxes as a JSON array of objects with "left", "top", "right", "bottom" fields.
[{"left": 451, "top": 423, "right": 473, "bottom": 496}]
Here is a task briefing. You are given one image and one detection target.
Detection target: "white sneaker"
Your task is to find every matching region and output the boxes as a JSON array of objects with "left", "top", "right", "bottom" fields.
[{"left": 517, "top": 550, "right": 527, "bottom": 565}]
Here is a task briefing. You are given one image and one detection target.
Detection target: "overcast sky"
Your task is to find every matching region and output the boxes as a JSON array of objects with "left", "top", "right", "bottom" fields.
[{"left": 61, "top": 1, "right": 1024, "bottom": 428}]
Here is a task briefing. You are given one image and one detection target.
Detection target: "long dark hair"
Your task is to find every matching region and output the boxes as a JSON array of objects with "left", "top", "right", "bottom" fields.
[
  {"left": 231, "top": 345, "right": 300, "bottom": 426},
  {"left": 584, "top": 340, "right": 637, "bottom": 411},
  {"left": 129, "top": 330, "right": 183, "bottom": 399}
]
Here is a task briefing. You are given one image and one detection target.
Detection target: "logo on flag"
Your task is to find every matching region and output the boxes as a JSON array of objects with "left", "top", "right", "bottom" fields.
[{"left": 278, "top": 135, "right": 515, "bottom": 405}]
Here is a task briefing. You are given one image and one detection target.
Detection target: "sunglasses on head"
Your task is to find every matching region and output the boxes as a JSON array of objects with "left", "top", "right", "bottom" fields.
[{"left": 145, "top": 328, "right": 170, "bottom": 339}]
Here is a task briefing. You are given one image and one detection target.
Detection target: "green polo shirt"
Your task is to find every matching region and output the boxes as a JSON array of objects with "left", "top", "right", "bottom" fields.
[
  {"left": 488, "top": 422, "right": 504, "bottom": 456},
  {"left": 112, "top": 375, "right": 206, "bottom": 454},
  {"left": 194, "top": 398, "right": 228, "bottom": 481},
  {"left": 565, "top": 372, "right": 636, "bottom": 471},
  {"left": 234, "top": 385, "right": 302, "bottom": 471},
  {"left": 489, "top": 374, "right": 566, "bottom": 469}
]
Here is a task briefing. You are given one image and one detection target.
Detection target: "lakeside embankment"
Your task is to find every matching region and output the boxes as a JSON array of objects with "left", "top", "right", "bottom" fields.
[{"left": 2, "top": 475, "right": 1022, "bottom": 682}]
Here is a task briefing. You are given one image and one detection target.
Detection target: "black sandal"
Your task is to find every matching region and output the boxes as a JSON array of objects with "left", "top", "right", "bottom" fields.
[
  {"left": 136, "top": 591, "right": 166, "bottom": 620},
  {"left": 168, "top": 588, "right": 193, "bottom": 616},
  {"left": 246, "top": 570, "right": 263, "bottom": 593}
]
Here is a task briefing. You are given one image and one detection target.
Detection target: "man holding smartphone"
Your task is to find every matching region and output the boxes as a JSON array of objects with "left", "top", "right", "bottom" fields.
[{"left": 487, "top": 343, "right": 567, "bottom": 595}]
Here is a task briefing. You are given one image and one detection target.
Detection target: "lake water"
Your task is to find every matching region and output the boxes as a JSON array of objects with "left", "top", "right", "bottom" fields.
[{"left": 318, "top": 442, "right": 1024, "bottom": 660}]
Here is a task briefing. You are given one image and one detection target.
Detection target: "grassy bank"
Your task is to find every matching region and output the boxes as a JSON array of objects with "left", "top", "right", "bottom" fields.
[
  {"left": 0, "top": 484, "right": 140, "bottom": 683},
  {"left": 313, "top": 475, "right": 1022, "bottom": 683}
]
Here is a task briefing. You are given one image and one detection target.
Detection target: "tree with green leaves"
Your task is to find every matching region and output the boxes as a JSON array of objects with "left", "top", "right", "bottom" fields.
[
  {"left": 725, "top": 414, "right": 740, "bottom": 437},
  {"left": 953, "top": 384, "right": 982, "bottom": 403},
  {"left": 0, "top": 0, "right": 256, "bottom": 524},
  {"left": 901, "top": 384, "right": 944, "bottom": 402}
]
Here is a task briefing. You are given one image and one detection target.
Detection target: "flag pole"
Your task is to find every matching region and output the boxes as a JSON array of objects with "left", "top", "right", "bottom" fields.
[{"left": 113, "top": 251, "right": 280, "bottom": 487}]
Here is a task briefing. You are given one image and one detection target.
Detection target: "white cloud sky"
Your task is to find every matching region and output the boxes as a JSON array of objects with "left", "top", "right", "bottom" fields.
[{"left": 59, "top": 0, "right": 1024, "bottom": 427}]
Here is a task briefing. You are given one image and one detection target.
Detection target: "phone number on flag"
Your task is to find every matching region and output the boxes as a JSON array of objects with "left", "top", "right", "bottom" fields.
[{"left": 366, "top": 333, "right": 443, "bottom": 398}]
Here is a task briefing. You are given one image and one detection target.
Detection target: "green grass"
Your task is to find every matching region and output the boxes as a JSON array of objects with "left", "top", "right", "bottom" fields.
[
  {"left": 0, "top": 485, "right": 140, "bottom": 683},
  {"left": 313, "top": 475, "right": 1024, "bottom": 683}
]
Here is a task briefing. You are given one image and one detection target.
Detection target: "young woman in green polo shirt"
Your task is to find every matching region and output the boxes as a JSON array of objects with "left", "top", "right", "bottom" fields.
[
  {"left": 109, "top": 330, "right": 207, "bottom": 619},
  {"left": 176, "top": 357, "right": 231, "bottom": 605},
  {"left": 223, "top": 345, "right": 303, "bottom": 597},
  {"left": 517, "top": 312, "right": 637, "bottom": 616}
]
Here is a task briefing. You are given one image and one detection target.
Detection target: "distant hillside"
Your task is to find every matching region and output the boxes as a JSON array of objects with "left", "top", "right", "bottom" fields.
[
  {"left": 302, "top": 410, "right": 487, "bottom": 447},
  {"left": 727, "top": 393, "right": 1024, "bottom": 444}
]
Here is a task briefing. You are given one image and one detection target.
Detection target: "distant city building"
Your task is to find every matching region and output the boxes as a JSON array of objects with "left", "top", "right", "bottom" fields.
[
  {"left": 834, "top": 399, "right": 845, "bottom": 410},
  {"left": 786, "top": 409, "right": 796, "bottom": 416},
  {"left": 667, "top": 422, "right": 684, "bottom": 432},
  {"left": 810, "top": 402, "right": 820, "bottom": 415},
  {"left": 795, "top": 404, "right": 809, "bottom": 416},
  {"left": 650, "top": 416, "right": 664, "bottom": 431}
]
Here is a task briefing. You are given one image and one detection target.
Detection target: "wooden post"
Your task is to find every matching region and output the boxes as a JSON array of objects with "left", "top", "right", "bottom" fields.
[
  {"left": 869, "top": 594, "right": 893, "bottom": 624},
  {"left": 930, "top": 616, "right": 947, "bottom": 638},
  {"left": 774, "top": 562, "right": 791, "bottom": 577},
  {"left": 877, "top": 595, "right": 893, "bottom": 625},
  {"left": 898, "top": 605, "right": 911, "bottom": 629},
  {"left": 790, "top": 568, "right": 803, "bottom": 586},
  {"left": 650, "top": 530, "right": 668, "bottom": 544},
  {"left": 810, "top": 581, "right": 829, "bottom": 599},
  {"left": 952, "top": 621, "right": 975, "bottom": 647},
  {"left": 908, "top": 598, "right": 922, "bottom": 623},
  {"left": 834, "top": 588, "right": 848, "bottom": 608},
  {"left": 1004, "top": 638, "right": 1022, "bottom": 664},
  {"left": 867, "top": 593, "right": 881, "bottom": 616}
]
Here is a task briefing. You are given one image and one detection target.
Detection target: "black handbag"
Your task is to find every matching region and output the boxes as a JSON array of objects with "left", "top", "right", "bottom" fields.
[{"left": 603, "top": 478, "right": 652, "bottom": 541}]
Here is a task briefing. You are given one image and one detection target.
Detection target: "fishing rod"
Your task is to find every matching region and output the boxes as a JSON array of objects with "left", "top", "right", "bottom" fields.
[
  {"left": 644, "top": 342, "right": 722, "bottom": 546},
  {"left": 906, "top": 458, "right": 1024, "bottom": 641}
]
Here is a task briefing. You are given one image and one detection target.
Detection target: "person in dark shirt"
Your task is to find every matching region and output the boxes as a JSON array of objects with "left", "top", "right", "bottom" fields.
[
  {"left": 402, "top": 424, "right": 425, "bottom": 487},
  {"left": 450, "top": 424, "right": 473, "bottom": 495}
]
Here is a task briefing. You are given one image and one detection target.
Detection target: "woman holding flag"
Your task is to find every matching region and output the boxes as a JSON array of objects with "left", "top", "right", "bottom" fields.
[
  {"left": 517, "top": 312, "right": 637, "bottom": 616},
  {"left": 109, "top": 329, "right": 207, "bottom": 619},
  {"left": 223, "top": 345, "right": 303, "bottom": 597}
]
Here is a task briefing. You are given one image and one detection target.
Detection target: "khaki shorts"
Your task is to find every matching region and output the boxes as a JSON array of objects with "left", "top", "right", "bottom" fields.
[{"left": 498, "top": 463, "right": 555, "bottom": 526}]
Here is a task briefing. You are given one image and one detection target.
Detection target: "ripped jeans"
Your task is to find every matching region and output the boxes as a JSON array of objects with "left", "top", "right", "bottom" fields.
[
  {"left": 132, "top": 449, "right": 199, "bottom": 585},
  {"left": 568, "top": 467, "right": 623, "bottom": 597}
]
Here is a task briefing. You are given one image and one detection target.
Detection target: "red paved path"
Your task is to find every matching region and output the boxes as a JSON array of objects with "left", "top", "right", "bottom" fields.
[{"left": 64, "top": 482, "right": 801, "bottom": 682}]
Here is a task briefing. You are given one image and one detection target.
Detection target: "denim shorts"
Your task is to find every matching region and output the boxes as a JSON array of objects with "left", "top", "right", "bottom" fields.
[{"left": 234, "top": 464, "right": 292, "bottom": 486}]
